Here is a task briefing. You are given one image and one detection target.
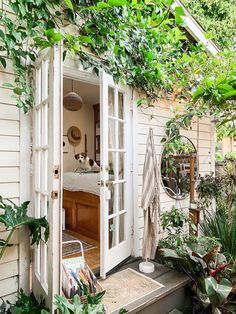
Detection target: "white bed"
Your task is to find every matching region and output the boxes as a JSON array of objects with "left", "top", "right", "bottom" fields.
[{"left": 63, "top": 172, "right": 100, "bottom": 196}]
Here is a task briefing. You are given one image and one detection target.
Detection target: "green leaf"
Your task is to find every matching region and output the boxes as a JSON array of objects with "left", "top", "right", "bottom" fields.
[
  {"left": 0, "top": 57, "right": 6, "bottom": 69},
  {"left": 223, "top": 90, "right": 236, "bottom": 100},
  {"left": 175, "top": 6, "right": 185, "bottom": 17},
  {"left": 13, "top": 87, "right": 22, "bottom": 95},
  {"left": 108, "top": 0, "right": 127, "bottom": 6},
  {"left": 0, "top": 197, "right": 49, "bottom": 247},
  {"left": 44, "top": 29, "right": 63, "bottom": 44},
  {"left": 0, "top": 239, "right": 13, "bottom": 247},
  {"left": 2, "top": 82, "right": 14, "bottom": 88},
  {"left": 192, "top": 87, "right": 204, "bottom": 102},
  {"left": 64, "top": 0, "right": 74, "bottom": 11},
  {"left": 159, "top": 248, "right": 181, "bottom": 259},
  {"left": 96, "top": 2, "right": 110, "bottom": 9},
  {"left": 205, "top": 276, "right": 232, "bottom": 308},
  {"left": 217, "top": 83, "right": 234, "bottom": 92},
  {"left": 0, "top": 29, "right": 5, "bottom": 40},
  {"left": 78, "top": 35, "right": 93, "bottom": 44}
]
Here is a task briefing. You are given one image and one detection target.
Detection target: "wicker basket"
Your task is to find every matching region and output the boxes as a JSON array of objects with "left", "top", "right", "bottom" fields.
[{"left": 62, "top": 240, "right": 103, "bottom": 303}]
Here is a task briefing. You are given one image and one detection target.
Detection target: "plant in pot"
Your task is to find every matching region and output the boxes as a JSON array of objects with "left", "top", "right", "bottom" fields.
[{"left": 156, "top": 207, "right": 236, "bottom": 313}]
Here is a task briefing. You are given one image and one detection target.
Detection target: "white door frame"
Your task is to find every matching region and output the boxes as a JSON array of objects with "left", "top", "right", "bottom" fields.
[
  {"left": 32, "top": 44, "right": 62, "bottom": 311},
  {"left": 63, "top": 65, "right": 134, "bottom": 273}
]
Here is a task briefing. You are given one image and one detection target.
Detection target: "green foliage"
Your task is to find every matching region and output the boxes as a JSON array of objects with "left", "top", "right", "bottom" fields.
[
  {"left": 225, "top": 151, "right": 236, "bottom": 161},
  {"left": 182, "top": 0, "right": 236, "bottom": 50},
  {"left": 196, "top": 173, "right": 221, "bottom": 208},
  {"left": 0, "top": 0, "right": 193, "bottom": 112},
  {"left": 157, "top": 205, "right": 236, "bottom": 312},
  {"left": 52, "top": 292, "right": 106, "bottom": 314},
  {"left": 0, "top": 196, "right": 49, "bottom": 260},
  {"left": 161, "top": 205, "right": 194, "bottom": 235},
  {"left": 200, "top": 202, "right": 236, "bottom": 260},
  {"left": 157, "top": 234, "right": 235, "bottom": 312},
  {"left": 7, "top": 289, "right": 48, "bottom": 314},
  {"left": 197, "top": 160, "right": 236, "bottom": 213},
  {"left": 205, "top": 277, "right": 232, "bottom": 310},
  {"left": 0, "top": 0, "right": 235, "bottom": 151},
  {"left": 0, "top": 289, "right": 111, "bottom": 314},
  {"left": 161, "top": 49, "right": 236, "bottom": 144},
  {"left": 215, "top": 152, "right": 224, "bottom": 162},
  {"left": 157, "top": 235, "right": 222, "bottom": 282}
]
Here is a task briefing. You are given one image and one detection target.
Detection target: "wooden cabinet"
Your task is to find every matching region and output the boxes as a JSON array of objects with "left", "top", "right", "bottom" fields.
[
  {"left": 63, "top": 190, "right": 100, "bottom": 241},
  {"left": 93, "top": 104, "right": 100, "bottom": 164}
]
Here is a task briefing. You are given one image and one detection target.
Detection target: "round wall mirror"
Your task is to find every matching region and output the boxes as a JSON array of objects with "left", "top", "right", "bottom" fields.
[{"left": 161, "top": 136, "right": 197, "bottom": 199}]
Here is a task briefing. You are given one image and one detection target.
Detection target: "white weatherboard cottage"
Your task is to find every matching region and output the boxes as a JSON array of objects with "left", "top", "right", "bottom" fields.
[{"left": 0, "top": 0, "right": 219, "bottom": 311}]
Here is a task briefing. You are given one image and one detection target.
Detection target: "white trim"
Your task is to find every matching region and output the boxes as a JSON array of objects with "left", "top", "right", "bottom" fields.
[
  {"left": 131, "top": 91, "right": 140, "bottom": 257},
  {"left": 99, "top": 71, "right": 132, "bottom": 277},
  {"left": 172, "top": 0, "right": 220, "bottom": 55},
  {"left": 63, "top": 66, "right": 99, "bottom": 86},
  {"left": 210, "top": 122, "right": 216, "bottom": 174},
  {"left": 19, "top": 109, "right": 31, "bottom": 293}
]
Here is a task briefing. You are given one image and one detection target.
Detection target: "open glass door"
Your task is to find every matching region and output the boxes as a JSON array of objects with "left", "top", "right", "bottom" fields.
[
  {"left": 32, "top": 44, "right": 62, "bottom": 311},
  {"left": 100, "top": 71, "right": 131, "bottom": 278}
]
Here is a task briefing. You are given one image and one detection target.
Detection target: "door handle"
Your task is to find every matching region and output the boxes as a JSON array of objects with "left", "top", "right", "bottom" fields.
[
  {"left": 97, "top": 180, "right": 114, "bottom": 187},
  {"left": 97, "top": 180, "right": 104, "bottom": 186},
  {"left": 105, "top": 180, "right": 114, "bottom": 187}
]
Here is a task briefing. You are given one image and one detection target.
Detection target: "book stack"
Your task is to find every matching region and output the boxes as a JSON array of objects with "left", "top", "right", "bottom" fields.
[{"left": 62, "top": 256, "right": 97, "bottom": 299}]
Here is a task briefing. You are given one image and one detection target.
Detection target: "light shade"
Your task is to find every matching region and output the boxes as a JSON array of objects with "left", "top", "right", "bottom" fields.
[{"left": 63, "top": 91, "right": 84, "bottom": 111}]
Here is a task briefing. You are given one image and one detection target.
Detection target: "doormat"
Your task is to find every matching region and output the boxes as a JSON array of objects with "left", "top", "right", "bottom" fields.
[
  {"left": 62, "top": 231, "right": 96, "bottom": 257},
  {"left": 99, "top": 268, "right": 164, "bottom": 313}
]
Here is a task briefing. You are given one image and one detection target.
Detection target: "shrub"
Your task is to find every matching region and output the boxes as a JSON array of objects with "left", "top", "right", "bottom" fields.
[{"left": 200, "top": 202, "right": 236, "bottom": 260}]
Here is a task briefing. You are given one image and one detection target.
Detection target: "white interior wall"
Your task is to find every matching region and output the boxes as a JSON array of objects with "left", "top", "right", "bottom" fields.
[
  {"left": 133, "top": 103, "right": 215, "bottom": 257},
  {"left": 63, "top": 78, "right": 99, "bottom": 172}
]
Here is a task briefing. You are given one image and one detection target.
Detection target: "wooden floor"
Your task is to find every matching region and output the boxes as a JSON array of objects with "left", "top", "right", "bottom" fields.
[{"left": 62, "top": 229, "right": 100, "bottom": 272}]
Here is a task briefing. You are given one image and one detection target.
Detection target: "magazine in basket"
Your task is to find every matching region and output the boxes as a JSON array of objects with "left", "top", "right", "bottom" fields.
[{"left": 62, "top": 256, "right": 101, "bottom": 299}]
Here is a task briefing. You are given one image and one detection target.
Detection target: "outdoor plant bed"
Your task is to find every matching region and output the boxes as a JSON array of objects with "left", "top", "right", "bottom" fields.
[{"left": 156, "top": 206, "right": 236, "bottom": 314}]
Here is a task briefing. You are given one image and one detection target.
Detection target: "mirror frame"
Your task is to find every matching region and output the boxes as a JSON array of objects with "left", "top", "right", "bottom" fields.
[{"left": 160, "top": 136, "right": 198, "bottom": 200}]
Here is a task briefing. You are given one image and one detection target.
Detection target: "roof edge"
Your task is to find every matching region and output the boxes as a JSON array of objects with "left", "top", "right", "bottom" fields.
[{"left": 172, "top": 0, "right": 220, "bottom": 55}]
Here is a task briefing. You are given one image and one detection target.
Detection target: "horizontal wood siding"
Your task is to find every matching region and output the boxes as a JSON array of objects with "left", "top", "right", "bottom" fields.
[
  {"left": 0, "top": 25, "right": 20, "bottom": 299},
  {"left": 134, "top": 105, "right": 214, "bottom": 256}
]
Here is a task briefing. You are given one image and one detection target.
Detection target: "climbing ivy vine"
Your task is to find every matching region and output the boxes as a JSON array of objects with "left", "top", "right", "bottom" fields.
[
  {"left": 0, "top": 0, "right": 235, "bottom": 137},
  {"left": 0, "top": 0, "right": 190, "bottom": 112}
]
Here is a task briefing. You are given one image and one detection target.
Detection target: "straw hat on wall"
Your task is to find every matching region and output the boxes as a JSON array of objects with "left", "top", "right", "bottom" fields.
[{"left": 67, "top": 126, "right": 81, "bottom": 146}]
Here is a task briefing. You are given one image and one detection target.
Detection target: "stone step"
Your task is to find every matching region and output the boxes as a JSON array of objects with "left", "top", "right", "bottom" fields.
[{"left": 100, "top": 259, "right": 191, "bottom": 314}]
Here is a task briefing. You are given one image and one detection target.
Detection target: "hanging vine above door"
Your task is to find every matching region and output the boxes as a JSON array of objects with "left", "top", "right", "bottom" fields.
[{"left": 0, "top": 0, "right": 235, "bottom": 138}]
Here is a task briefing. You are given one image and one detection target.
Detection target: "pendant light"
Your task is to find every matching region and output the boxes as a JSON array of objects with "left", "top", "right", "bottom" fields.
[{"left": 63, "top": 80, "right": 84, "bottom": 111}]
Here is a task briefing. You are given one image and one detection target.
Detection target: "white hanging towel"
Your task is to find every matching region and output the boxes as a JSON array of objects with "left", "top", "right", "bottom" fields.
[{"left": 141, "top": 128, "right": 161, "bottom": 259}]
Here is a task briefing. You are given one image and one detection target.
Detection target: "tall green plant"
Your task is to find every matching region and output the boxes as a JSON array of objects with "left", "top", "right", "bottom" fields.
[
  {"left": 200, "top": 203, "right": 236, "bottom": 260},
  {"left": 0, "top": 197, "right": 49, "bottom": 260}
]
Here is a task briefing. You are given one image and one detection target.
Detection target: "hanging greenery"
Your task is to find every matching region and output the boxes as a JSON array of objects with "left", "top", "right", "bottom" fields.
[
  {"left": 161, "top": 49, "right": 236, "bottom": 142},
  {"left": 182, "top": 0, "right": 236, "bottom": 51},
  {"left": 0, "top": 0, "right": 235, "bottom": 138},
  {"left": 0, "top": 0, "right": 191, "bottom": 113}
]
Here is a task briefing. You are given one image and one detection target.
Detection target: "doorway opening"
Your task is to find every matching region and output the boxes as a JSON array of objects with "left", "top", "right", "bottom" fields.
[{"left": 62, "top": 77, "right": 101, "bottom": 273}]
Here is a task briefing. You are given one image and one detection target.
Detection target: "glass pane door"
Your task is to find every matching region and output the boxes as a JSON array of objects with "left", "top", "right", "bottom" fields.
[{"left": 100, "top": 71, "right": 131, "bottom": 278}]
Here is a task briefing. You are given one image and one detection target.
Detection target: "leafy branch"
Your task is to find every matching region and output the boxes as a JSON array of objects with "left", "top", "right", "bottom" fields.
[{"left": 0, "top": 196, "right": 49, "bottom": 260}]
